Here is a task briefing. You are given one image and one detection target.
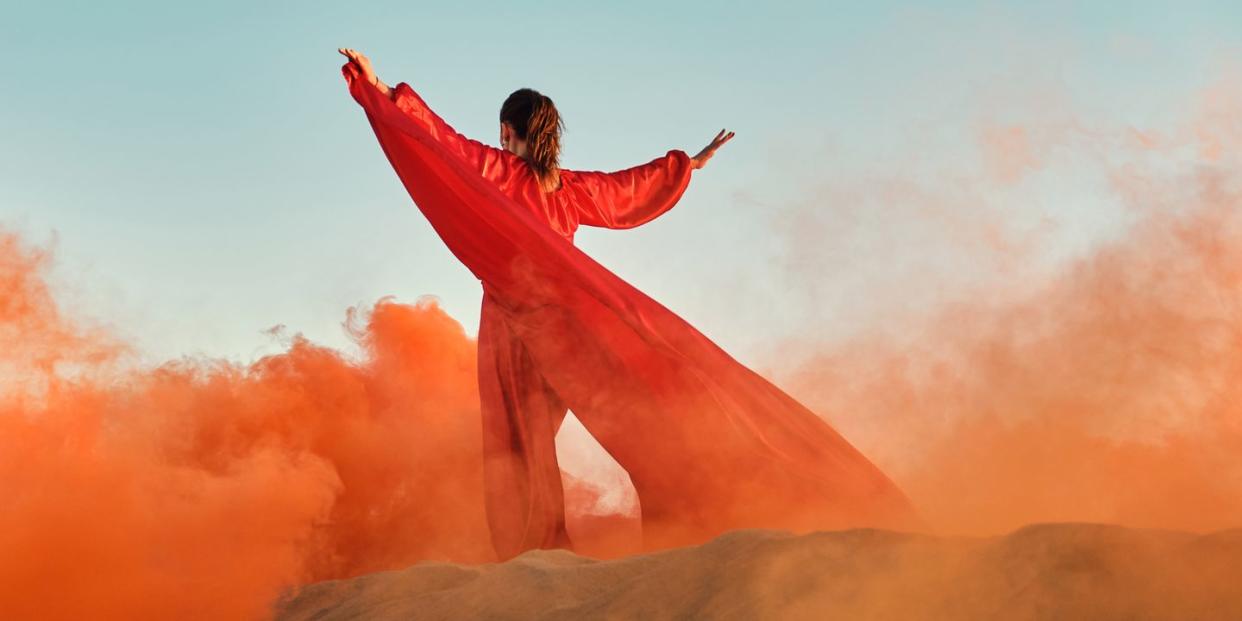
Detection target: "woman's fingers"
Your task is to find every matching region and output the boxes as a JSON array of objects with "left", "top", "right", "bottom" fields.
[
  {"left": 338, "top": 48, "right": 373, "bottom": 77},
  {"left": 704, "top": 130, "right": 734, "bottom": 154},
  {"left": 691, "top": 129, "right": 735, "bottom": 170}
]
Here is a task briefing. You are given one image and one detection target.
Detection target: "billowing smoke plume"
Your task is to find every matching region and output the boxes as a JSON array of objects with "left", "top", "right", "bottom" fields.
[
  {"left": 776, "top": 77, "right": 1242, "bottom": 535},
  {"left": 0, "top": 234, "right": 500, "bottom": 619}
]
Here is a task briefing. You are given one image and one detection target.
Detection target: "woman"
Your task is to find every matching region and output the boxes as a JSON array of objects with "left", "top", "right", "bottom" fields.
[{"left": 339, "top": 48, "right": 919, "bottom": 561}]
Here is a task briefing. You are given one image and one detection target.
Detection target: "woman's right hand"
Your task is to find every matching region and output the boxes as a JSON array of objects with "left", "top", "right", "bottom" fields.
[
  {"left": 338, "top": 48, "right": 377, "bottom": 85},
  {"left": 690, "top": 129, "right": 735, "bottom": 170}
]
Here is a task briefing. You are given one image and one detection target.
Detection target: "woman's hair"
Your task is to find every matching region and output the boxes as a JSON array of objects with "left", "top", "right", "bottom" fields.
[{"left": 500, "top": 88, "right": 564, "bottom": 192}]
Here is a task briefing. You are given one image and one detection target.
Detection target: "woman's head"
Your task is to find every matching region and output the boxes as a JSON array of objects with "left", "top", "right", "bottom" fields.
[{"left": 500, "top": 88, "right": 564, "bottom": 192}]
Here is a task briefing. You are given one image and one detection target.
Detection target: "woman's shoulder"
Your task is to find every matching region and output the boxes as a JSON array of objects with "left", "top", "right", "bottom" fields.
[{"left": 551, "top": 169, "right": 570, "bottom": 192}]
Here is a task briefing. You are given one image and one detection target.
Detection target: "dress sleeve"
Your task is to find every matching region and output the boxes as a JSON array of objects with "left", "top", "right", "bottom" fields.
[
  {"left": 568, "top": 150, "right": 694, "bottom": 229},
  {"left": 390, "top": 82, "right": 519, "bottom": 186}
]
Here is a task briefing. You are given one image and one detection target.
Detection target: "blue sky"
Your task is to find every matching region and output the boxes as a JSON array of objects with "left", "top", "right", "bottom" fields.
[{"left": 2, "top": 1, "right": 1240, "bottom": 367}]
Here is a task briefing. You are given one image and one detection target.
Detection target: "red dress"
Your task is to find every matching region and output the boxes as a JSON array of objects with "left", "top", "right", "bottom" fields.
[{"left": 343, "top": 64, "right": 919, "bottom": 560}]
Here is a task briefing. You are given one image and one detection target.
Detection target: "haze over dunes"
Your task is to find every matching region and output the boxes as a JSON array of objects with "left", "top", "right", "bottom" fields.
[{"left": 275, "top": 524, "right": 1242, "bottom": 621}]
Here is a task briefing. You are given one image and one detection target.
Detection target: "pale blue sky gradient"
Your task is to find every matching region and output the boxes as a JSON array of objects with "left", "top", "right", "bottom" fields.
[{"left": 2, "top": 1, "right": 1239, "bottom": 367}]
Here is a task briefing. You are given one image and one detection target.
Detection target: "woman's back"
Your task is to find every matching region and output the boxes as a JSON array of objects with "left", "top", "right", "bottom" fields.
[{"left": 385, "top": 80, "right": 695, "bottom": 242}]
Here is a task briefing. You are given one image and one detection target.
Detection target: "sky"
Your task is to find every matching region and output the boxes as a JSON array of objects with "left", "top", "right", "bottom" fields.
[{"left": 2, "top": 0, "right": 1241, "bottom": 368}]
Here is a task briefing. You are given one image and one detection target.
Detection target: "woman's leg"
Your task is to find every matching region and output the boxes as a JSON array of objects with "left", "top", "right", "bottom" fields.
[{"left": 477, "top": 292, "right": 574, "bottom": 560}]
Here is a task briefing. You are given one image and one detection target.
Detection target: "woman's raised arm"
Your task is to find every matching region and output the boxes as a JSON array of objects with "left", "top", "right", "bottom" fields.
[
  {"left": 388, "top": 83, "right": 519, "bottom": 184},
  {"left": 339, "top": 48, "right": 519, "bottom": 186},
  {"left": 569, "top": 150, "right": 695, "bottom": 229},
  {"left": 570, "top": 128, "right": 734, "bottom": 229}
]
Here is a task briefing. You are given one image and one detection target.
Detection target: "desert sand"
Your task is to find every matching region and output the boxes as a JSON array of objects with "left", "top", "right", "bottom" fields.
[{"left": 274, "top": 523, "right": 1241, "bottom": 620}]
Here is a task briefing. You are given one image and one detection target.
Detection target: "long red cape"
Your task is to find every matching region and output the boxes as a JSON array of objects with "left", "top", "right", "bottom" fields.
[{"left": 343, "top": 65, "right": 919, "bottom": 549}]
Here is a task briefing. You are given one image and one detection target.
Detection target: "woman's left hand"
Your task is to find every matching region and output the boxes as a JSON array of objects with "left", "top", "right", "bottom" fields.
[
  {"left": 339, "top": 48, "right": 377, "bottom": 85},
  {"left": 691, "top": 129, "right": 735, "bottom": 170}
]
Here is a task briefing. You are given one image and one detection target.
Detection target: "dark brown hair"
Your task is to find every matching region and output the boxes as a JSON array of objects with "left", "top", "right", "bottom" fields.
[{"left": 500, "top": 88, "right": 564, "bottom": 192}]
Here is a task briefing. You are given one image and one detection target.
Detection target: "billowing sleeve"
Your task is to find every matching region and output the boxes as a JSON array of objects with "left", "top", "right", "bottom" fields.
[
  {"left": 390, "top": 82, "right": 518, "bottom": 186},
  {"left": 569, "top": 150, "right": 694, "bottom": 229}
]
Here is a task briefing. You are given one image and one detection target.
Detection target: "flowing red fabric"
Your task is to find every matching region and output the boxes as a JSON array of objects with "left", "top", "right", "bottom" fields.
[{"left": 342, "top": 64, "right": 919, "bottom": 558}]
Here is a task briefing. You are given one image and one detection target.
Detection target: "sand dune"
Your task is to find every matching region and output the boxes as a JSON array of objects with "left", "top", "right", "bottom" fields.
[{"left": 274, "top": 523, "right": 1241, "bottom": 620}]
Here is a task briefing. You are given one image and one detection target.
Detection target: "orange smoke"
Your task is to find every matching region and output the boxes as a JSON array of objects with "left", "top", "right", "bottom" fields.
[
  {"left": 0, "top": 232, "right": 503, "bottom": 619},
  {"left": 779, "top": 78, "right": 1242, "bottom": 536}
]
